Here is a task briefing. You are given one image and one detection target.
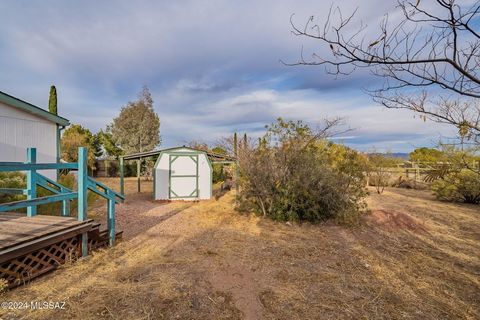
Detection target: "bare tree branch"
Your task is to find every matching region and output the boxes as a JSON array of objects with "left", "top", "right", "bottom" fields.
[{"left": 287, "top": 0, "right": 480, "bottom": 141}]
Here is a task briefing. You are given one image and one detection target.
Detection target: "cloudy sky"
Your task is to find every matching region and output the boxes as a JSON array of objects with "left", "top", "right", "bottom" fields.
[{"left": 0, "top": 0, "right": 457, "bottom": 152}]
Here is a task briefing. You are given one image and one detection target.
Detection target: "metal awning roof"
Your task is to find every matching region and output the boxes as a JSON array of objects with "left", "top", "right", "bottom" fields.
[{"left": 121, "top": 146, "right": 236, "bottom": 163}]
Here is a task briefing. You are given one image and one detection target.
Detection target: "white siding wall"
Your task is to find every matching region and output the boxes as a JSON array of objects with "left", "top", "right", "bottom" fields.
[
  {"left": 197, "top": 154, "right": 212, "bottom": 200},
  {"left": 154, "top": 148, "right": 212, "bottom": 201},
  {"left": 154, "top": 153, "right": 170, "bottom": 200},
  {"left": 0, "top": 101, "right": 57, "bottom": 179}
]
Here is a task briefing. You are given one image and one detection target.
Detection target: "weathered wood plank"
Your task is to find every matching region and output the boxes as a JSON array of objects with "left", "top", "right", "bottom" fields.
[{"left": 0, "top": 213, "right": 93, "bottom": 252}]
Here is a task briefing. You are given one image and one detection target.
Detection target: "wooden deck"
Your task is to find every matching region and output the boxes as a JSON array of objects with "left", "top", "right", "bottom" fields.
[
  {"left": 0, "top": 212, "right": 95, "bottom": 287},
  {"left": 0, "top": 212, "right": 92, "bottom": 256},
  {"left": 0, "top": 212, "right": 122, "bottom": 287}
]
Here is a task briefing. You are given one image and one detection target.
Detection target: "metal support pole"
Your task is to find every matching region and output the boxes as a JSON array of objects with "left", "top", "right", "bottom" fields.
[
  {"left": 137, "top": 159, "right": 141, "bottom": 193},
  {"left": 120, "top": 157, "right": 125, "bottom": 196},
  {"left": 78, "top": 147, "right": 88, "bottom": 257},
  {"left": 26, "top": 148, "right": 37, "bottom": 217}
]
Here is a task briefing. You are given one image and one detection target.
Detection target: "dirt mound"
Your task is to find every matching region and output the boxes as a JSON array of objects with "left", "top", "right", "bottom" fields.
[{"left": 367, "top": 209, "right": 428, "bottom": 233}]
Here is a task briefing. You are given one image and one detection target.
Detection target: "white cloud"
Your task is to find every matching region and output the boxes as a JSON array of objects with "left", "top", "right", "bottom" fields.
[{"left": 0, "top": 0, "right": 456, "bottom": 152}]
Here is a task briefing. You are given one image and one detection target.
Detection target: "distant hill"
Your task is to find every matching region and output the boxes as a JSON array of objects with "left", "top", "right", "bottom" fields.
[{"left": 389, "top": 153, "right": 409, "bottom": 160}]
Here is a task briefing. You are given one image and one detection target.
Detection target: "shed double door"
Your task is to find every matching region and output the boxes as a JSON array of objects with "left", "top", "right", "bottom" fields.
[{"left": 168, "top": 154, "right": 199, "bottom": 199}]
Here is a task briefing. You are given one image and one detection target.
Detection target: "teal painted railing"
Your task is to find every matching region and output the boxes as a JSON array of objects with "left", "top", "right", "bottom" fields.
[{"left": 0, "top": 147, "right": 124, "bottom": 255}]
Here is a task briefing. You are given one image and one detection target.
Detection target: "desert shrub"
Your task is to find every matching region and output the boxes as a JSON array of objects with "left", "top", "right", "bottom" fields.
[
  {"left": 423, "top": 146, "right": 480, "bottom": 204},
  {"left": 391, "top": 177, "right": 429, "bottom": 190},
  {"left": 238, "top": 118, "right": 367, "bottom": 223},
  {"left": 212, "top": 163, "right": 225, "bottom": 183},
  {"left": 367, "top": 154, "right": 401, "bottom": 194},
  {"left": 432, "top": 169, "right": 480, "bottom": 204}
]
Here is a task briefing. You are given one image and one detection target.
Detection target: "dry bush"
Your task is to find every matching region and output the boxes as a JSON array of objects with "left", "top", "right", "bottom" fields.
[
  {"left": 367, "top": 154, "right": 401, "bottom": 194},
  {"left": 391, "top": 177, "right": 429, "bottom": 190},
  {"left": 237, "top": 118, "right": 367, "bottom": 223},
  {"left": 0, "top": 278, "right": 8, "bottom": 293}
]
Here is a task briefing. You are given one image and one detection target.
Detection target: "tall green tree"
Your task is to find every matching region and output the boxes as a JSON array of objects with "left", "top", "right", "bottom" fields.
[
  {"left": 233, "top": 132, "right": 238, "bottom": 157},
  {"left": 110, "top": 86, "right": 160, "bottom": 154},
  {"left": 96, "top": 130, "right": 123, "bottom": 159},
  {"left": 48, "top": 85, "right": 57, "bottom": 115}
]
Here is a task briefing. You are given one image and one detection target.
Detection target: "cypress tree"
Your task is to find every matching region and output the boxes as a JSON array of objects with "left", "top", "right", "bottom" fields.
[
  {"left": 243, "top": 133, "right": 247, "bottom": 150},
  {"left": 48, "top": 85, "right": 57, "bottom": 115},
  {"left": 233, "top": 132, "right": 238, "bottom": 157}
]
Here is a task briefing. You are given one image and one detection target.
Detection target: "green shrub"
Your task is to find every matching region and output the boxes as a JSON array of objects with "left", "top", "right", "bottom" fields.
[
  {"left": 238, "top": 118, "right": 367, "bottom": 223},
  {"left": 107, "top": 161, "right": 119, "bottom": 177},
  {"left": 212, "top": 163, "right": 225, "bottom": 183},
  {"left": 432, "top": 169, "right": 480, "bottom": 204},
  {"left": 0, "top": 172, "right": 26, "bottom": 203}
]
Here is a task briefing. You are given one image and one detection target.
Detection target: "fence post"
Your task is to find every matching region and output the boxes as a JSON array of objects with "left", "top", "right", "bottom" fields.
[
  {"left": 26, "top": 148, "right": 37, "bottom": 217},
  {"left": 137, "top": 159, "right": 141, "bottom": 193},
  {"left": 78, "top": 147, "right": 88, "bottom": 257},
  {"left": 107, "top": 190, "right": 115, "bottom": 246},
  {"left": 120, "top": 157, "right": 125, "bottom": 196}
]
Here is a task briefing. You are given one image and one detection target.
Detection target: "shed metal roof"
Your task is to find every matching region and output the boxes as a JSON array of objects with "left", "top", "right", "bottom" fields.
[
  {"left": 0, "top": 90, "right": 70, "bottom": 126},
  {"left": 122, "top": 146, "right": 236, "bottom": 162}
]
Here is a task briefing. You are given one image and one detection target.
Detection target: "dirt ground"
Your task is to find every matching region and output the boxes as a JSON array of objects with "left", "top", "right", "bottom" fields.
[{"left": 1, "top": 178, "right": 479, "bottom": 320}]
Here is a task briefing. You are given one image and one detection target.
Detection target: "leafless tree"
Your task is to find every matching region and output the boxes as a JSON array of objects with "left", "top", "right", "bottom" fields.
[{"left": 287, "top": 0, "right": 480, "bottom": 142}]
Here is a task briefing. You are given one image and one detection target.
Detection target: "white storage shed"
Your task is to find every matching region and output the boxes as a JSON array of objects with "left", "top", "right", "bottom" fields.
[{"left": 154, "top": 147, "right": 212, "bottom": 200}]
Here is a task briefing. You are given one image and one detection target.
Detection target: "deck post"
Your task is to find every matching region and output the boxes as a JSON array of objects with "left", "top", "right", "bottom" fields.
[
  {"left": 107, "top": 190, "right": 115, "bottom": 246},
  {"left": 78, "top": 147, "right": 88, "bottom": 257},
  {"left": 26, "top": 148, "right": 37, "bottom": 217},
  {"left": 61, "top": 198, "right": 70, "bottom": 216},
  {"left": 119, "top": 157, "right": 125, "bottom": 196},
  {"left": 137, "top": 159, "right": 141, "bottom": 193}
]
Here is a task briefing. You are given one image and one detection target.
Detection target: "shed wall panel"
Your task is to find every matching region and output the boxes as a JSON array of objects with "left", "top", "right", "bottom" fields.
[{"left": 154, "top": 149, "right": 212, "bottom": 201}]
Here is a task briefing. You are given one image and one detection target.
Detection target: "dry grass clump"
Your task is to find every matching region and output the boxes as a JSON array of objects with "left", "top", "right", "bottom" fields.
[{"left": 1, "top": 180, "right": 479, "bottom": 319}]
